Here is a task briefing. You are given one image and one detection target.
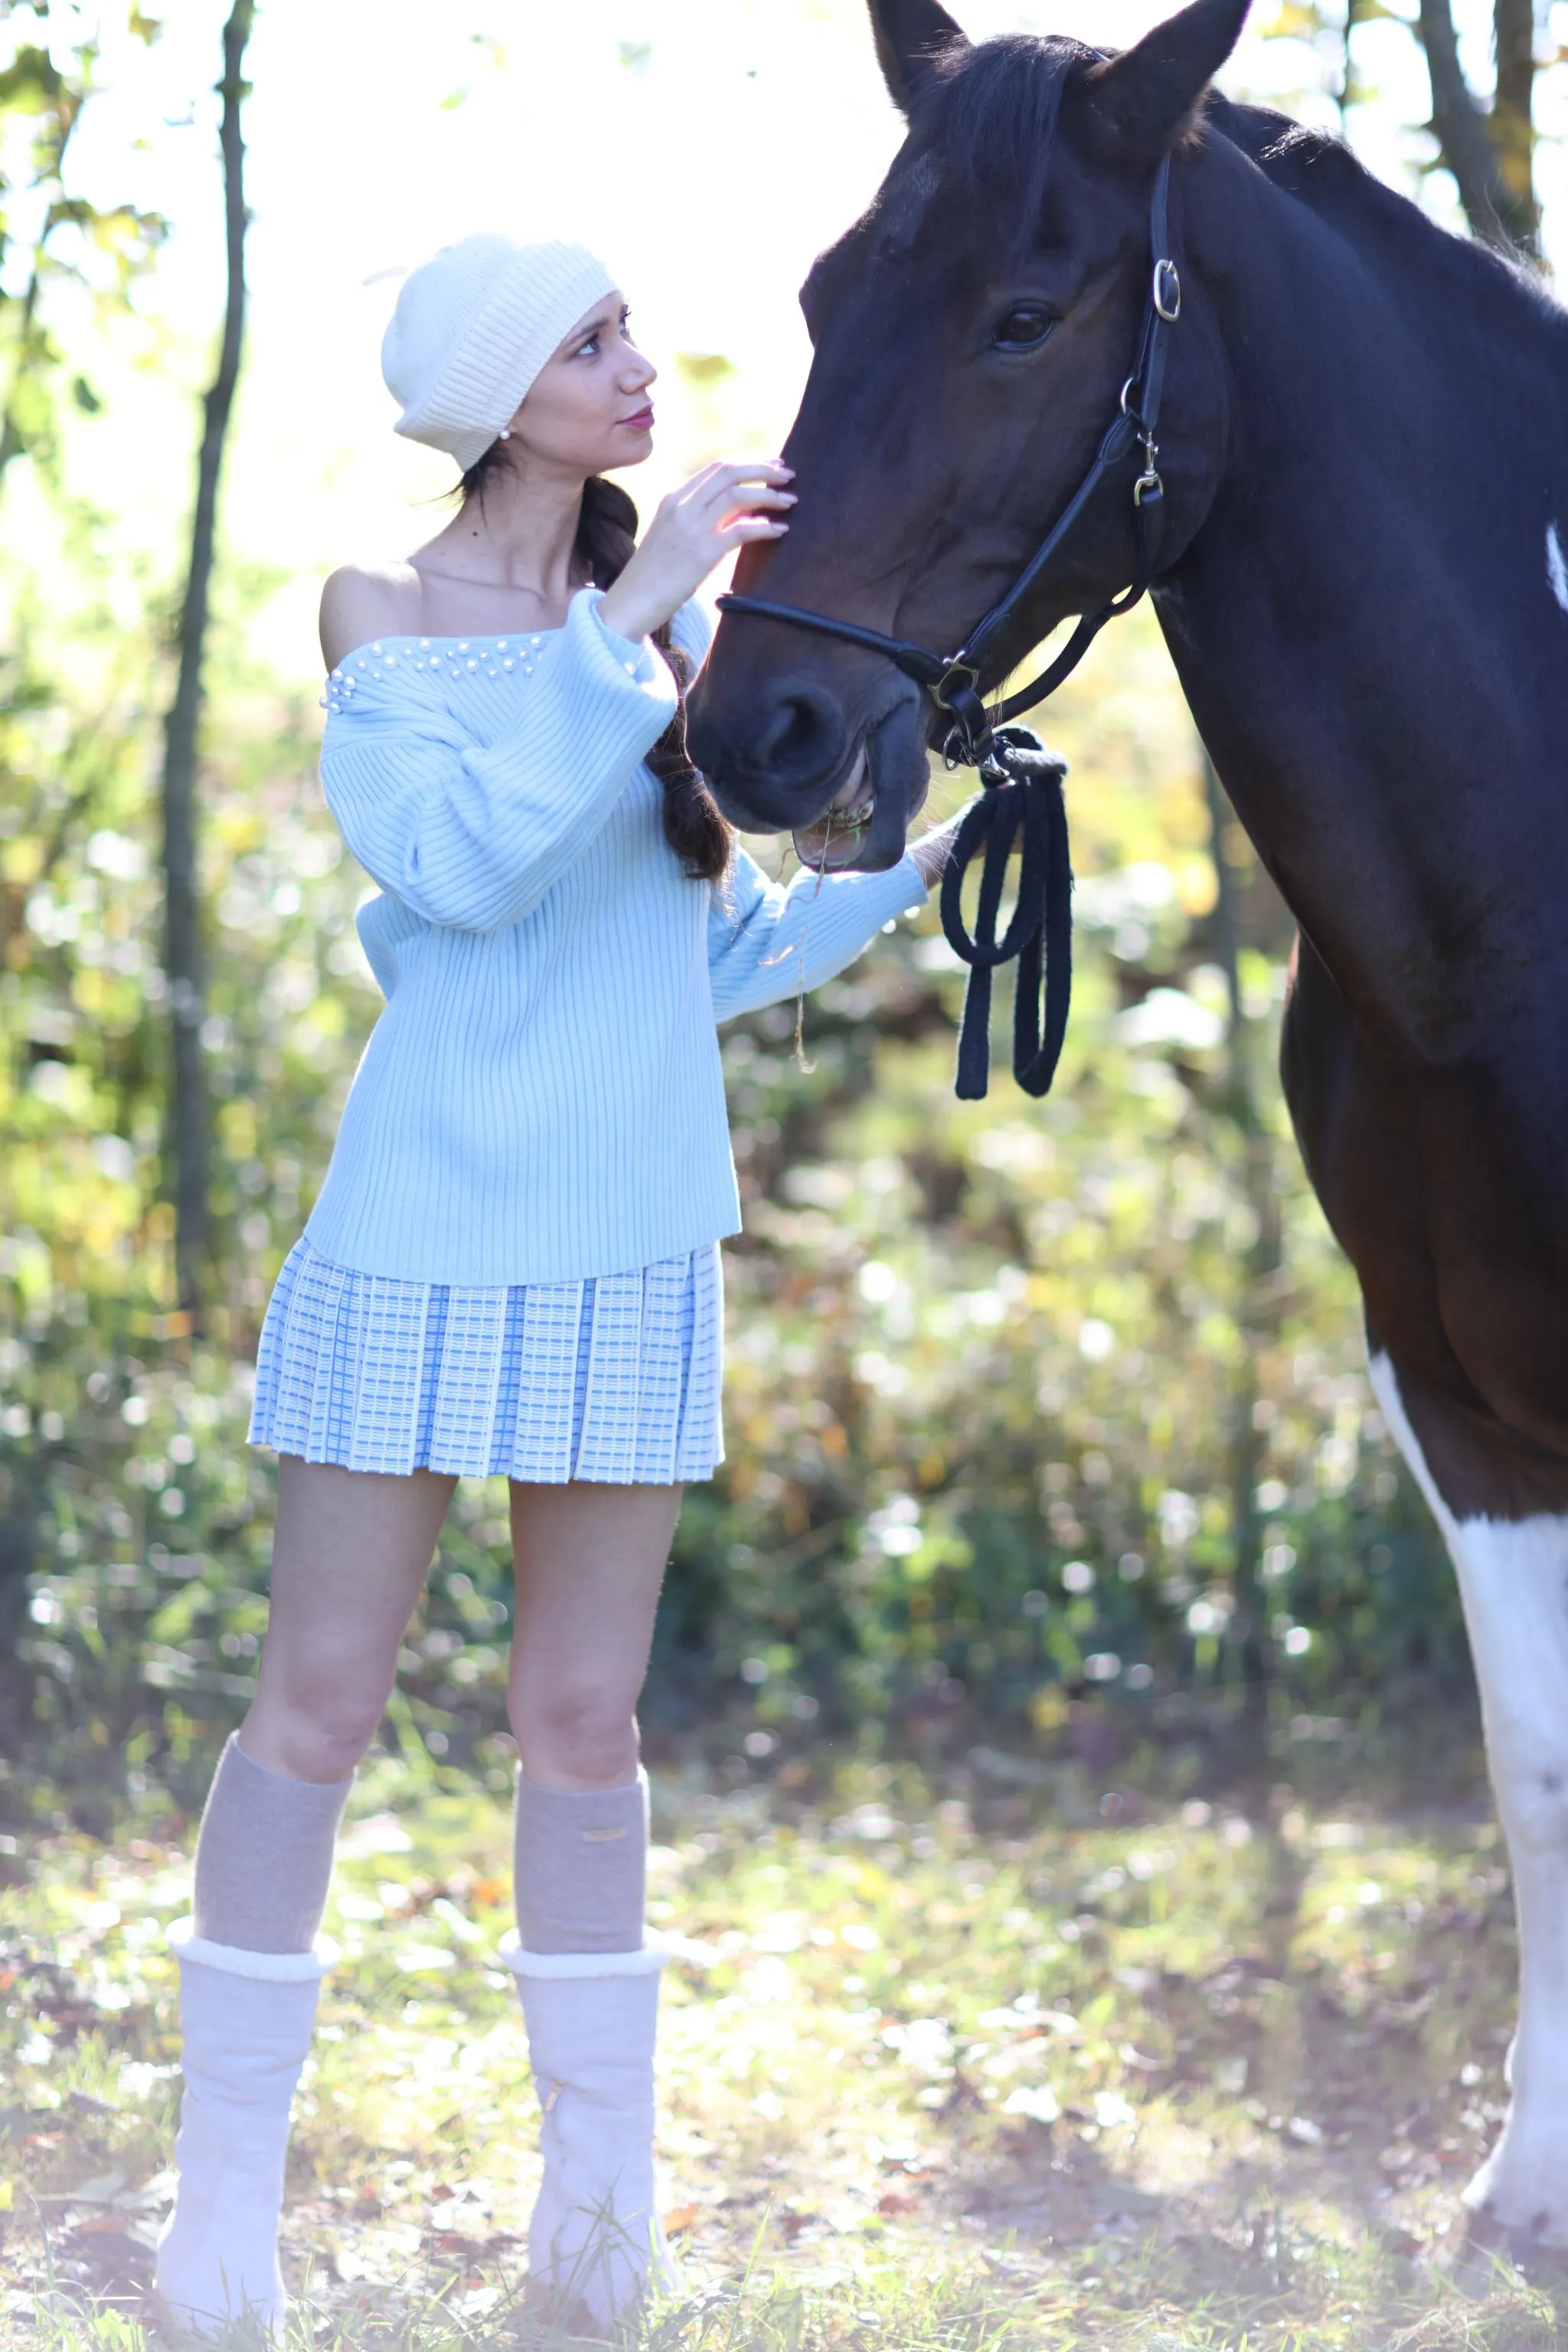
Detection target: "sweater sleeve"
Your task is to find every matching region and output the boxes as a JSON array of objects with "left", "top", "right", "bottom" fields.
[
  {"left": 319, "top": 589, "right": 678, "bottom": 932},
  {"left": 707, "top": 844, "right": 928, "bottom": 1021}
]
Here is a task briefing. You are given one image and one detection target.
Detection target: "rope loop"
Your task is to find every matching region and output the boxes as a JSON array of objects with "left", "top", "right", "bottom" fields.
[{"left": 938, "top": 727, "right": 1073, "bottom": 1101}]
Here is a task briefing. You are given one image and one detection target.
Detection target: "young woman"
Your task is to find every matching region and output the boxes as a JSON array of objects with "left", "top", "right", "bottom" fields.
[{"left": 151, "top": 233, "right": 962, "bottom": 2340}]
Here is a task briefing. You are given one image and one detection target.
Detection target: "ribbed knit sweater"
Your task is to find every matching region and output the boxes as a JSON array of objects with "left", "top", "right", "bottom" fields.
[{"left": 302, "top": 587, "right": 928, "bottom": 1286}]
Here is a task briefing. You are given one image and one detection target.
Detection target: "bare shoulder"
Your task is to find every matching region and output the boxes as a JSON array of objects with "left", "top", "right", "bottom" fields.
[{"left": 319, "top": 562, "right": 424, "bottom": 672}]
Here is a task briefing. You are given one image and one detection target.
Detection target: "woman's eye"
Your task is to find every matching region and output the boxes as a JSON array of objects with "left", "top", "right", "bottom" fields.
[{"left": 994, "top": 305, "right": 1054, "bottom": 351}]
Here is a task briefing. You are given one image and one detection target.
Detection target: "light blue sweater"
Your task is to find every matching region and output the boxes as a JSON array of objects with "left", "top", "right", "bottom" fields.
[{"left": 303, "top": 587, "right": 928, "bottom": 1286}]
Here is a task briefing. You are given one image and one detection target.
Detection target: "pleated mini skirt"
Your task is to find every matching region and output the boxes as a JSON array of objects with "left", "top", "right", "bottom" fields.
[{"left": 248, "top": 1235, "right": 724, "bottom": 1483}]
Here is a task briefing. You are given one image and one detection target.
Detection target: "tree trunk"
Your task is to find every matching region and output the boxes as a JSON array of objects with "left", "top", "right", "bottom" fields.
[
  {"left": 1416, "top": 0, "right": 1512, "bottom": 247},
  {"left": 160, "top": 0, "right": 253, "bottom": 1325},
  {"left": 1414, "top": 0, "right": 1537, "bottom": 257},
  {"left": 1490, "top": 0, "right": 1538, "bottom": 251},
  {"left": 1202, "top": 750, "right": 1280, "bottom": 1737},
  {"left": 1338, "top": 0, "right": 1362, "bottom": 131},
  {"left": 0, "top": 257, "right": 45, "bottom": 490}
]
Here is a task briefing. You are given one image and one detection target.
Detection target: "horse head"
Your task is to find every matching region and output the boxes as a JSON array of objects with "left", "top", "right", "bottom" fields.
[{"left": 688, "top": 0, "right": 1240, "bottom": 867}]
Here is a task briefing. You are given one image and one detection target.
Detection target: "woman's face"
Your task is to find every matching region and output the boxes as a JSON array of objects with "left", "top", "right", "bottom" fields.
[{"left": 506, "top": 289, "right": 656, "bottom": 475}]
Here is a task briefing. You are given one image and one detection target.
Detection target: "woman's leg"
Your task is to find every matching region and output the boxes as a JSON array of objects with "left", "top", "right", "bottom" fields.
[
  {"left": 508, "top": 1478, "right": 681, "bottom": 1951},
  {"left": 507, "top": 1478, "right": 681, "bottom": 1789},
  {"left": 159, "top": 1459, "right": 456, "bottom": 2341},
  {"left": 190, "top": 1458, "right": 456, "bottom": 1951},
  {"left": 246, "top": 1456, "right": 459, "bottom": 1781},
  {"left": 502, "top": 1480, "right": 684, "bottom": 2325}
]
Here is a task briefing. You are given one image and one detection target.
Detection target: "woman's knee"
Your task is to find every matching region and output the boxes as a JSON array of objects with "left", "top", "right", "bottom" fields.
[
  {"left": 510, "top": 1681, "right": 640, "bottom": 1787},
  {"left": 244, "top": 1668, "right": 392, "bottom": 1783}
]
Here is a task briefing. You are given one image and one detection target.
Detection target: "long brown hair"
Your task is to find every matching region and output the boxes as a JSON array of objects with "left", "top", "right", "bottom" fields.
[{"left": 458, "top": 451, "right": 733, "bottom": 883}]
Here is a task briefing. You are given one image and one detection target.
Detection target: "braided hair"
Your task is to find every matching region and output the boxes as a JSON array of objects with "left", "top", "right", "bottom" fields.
[{"left": 458, "top": 452, "right": 733, "bottom": 884}]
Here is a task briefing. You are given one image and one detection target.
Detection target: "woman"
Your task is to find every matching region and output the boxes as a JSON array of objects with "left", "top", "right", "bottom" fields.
[{"left": 152, "top": 233, "right": 961, "bottom": 2340}]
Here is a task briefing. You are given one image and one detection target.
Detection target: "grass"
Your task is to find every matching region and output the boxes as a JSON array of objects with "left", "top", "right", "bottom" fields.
[{"left": 2, "top": 1733, "right": 1566, "bottom": 2349}]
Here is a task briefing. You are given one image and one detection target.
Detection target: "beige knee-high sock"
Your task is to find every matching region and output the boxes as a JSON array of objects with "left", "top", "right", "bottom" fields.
[
  {"left": 513, "top": 1767, "right": 648, "bottom": 1954},
  {"left": 191, "top": 1733, "right": 352, "bottom": 1954}
]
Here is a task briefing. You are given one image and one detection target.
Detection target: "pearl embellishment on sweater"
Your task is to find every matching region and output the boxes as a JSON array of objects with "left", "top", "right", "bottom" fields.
[{"left": 321, "top": 633, "right": 562, "bottom": 712}]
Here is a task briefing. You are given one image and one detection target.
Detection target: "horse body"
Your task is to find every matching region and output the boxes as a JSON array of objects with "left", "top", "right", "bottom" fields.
[
  {"left": 1155, "top": 108, "right": 1568, "bottom": 1484},
  {"left": 1165, "top": 124, "right": 1568, "bottom": 2237},
  {"left": 688, "top": 0, "right": 1568, "bottom": 2252}
]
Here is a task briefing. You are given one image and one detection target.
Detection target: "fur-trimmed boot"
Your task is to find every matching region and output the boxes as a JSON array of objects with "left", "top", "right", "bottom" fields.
[
  {"left": 501, "top": 1932, "right": 678, "bottom": 2328},
  {"left": 154, "top": 1921, "right": 332, "bottom": 2343}
]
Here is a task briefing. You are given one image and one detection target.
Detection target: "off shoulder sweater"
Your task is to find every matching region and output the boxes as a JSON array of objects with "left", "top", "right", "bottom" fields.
[{"left": 301, "top": 587, "right": 929, "bottom": 1286}]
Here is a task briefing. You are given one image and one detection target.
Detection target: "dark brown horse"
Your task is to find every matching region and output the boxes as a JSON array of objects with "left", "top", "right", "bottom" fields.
[{"left": 688, "top": 0, "right": 1568, "bottom": 2256}]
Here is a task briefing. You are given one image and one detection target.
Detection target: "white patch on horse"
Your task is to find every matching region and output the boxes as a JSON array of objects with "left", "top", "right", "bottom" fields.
[
  {"left": 1369, "top": 1351, "right": 1568, "bottom": 2246},
  {"left": 1547, "top": 522, "right": 1568, "bottom": 614}
]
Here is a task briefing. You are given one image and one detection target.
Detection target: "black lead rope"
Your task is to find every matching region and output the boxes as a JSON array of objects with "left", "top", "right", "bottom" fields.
[
  {"left": 940, "top": 729, "right": 1073, "bottom": 1100},
  {"left": 719, "top": 152, "right": 1182, "bottom": 1100}
]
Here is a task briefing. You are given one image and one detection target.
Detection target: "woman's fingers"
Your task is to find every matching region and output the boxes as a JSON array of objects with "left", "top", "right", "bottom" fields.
[
  {"left": 682, "top": 459, "right": 793, "bottom": 509},
  {"left": 602, "top": 457, "right": 795, "bottom": 637},
  {"left": 719, "top": 517, "right": 789, "bottom": 547},
  {"left": 713, "top": 492, "right": 795, "bottom": 531},
  {"left": 669, "top": 460, "right": 729, "bottom": 503}
]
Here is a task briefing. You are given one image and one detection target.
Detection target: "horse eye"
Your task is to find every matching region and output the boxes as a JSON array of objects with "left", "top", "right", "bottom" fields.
[{"left": 994, "top": 305, "right": 1054, "bottom": 351}]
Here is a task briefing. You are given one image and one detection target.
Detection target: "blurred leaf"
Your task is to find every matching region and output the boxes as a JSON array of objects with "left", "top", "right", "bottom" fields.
[{"left": 678, "top": 350, "right": 737, "bottom": 387}]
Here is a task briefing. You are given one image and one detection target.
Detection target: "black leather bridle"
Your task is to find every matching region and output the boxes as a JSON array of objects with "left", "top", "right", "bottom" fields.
[{"left": 717, "top": 152, "right": 1182, "bottom": 1099}]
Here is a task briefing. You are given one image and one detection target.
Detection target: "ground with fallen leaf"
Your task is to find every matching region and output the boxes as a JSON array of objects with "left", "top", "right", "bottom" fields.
[{"left": 1, "top": 1736, "right": 1564, "bottom": 2348}]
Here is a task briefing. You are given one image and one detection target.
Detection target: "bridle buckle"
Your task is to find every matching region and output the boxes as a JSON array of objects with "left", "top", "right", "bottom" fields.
[
  {"left": 932, "top": 657, "right": 981, "bottom": 711},
  {"left": 1153, "top": 258, "right": 1181, "bottom": 322}
]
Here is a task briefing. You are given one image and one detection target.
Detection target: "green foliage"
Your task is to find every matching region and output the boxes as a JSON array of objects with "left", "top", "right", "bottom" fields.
[{"left": 0, "top": 6, "right": 166, "bottom": 491}]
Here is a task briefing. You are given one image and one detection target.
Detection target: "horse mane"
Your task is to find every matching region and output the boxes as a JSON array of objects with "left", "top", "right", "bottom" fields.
[
  {"left": 1204, "top": 93, "right": 1568, "bottom": 354},
  {"left": 912, "top": 34, "right": 1095, "bottom": 253}
]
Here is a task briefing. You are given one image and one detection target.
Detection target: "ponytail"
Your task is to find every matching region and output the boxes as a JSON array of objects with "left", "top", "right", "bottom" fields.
[{"left": 574, "top": 475, "right": 733, "bottom": 884}]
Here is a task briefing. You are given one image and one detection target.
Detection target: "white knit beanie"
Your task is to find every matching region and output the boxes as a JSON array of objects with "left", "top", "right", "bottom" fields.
[{"left": 381, "top": 234, "right": 619, "bottom": 472}]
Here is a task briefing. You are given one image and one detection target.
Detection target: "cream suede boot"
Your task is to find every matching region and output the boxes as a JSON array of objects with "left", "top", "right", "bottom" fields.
[
  {"left": 500, "top": 1932, "right": 678, "bottom": 2328},
  {"left": 154, "top": 1922, "right": 333, "bottom": 2343}
]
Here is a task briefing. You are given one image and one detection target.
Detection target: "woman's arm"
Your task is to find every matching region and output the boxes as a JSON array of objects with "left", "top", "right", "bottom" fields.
[
  {"left": 707, "top": 844, "right": 929, "bottom": 1021},
  {"left": 321, "top": 590, "right": 677, "bottom": 932}
]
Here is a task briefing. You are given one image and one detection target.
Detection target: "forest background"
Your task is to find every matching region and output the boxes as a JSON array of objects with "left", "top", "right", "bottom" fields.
[{"left": 2, "top": 0, "right": 1562, "bottom": 1827}]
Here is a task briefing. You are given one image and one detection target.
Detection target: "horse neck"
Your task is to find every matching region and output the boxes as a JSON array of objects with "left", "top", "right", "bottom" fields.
[{"left": 1158, "top": 132, "right": 1568, "bottom": 1055}]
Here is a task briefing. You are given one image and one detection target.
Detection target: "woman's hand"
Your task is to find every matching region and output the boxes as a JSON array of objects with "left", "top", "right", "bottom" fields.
[{"left": 597, "top": 460, "right": 795, "bottom": 643}]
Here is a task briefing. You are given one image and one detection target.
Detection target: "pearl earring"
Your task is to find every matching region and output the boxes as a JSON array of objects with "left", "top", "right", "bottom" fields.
[{"left": 498, "top": 427, "right": 511, "bottom": 440}]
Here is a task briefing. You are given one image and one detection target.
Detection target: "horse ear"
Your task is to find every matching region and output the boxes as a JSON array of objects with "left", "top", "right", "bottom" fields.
[
  {"left": 1080, "top": 0, "right": 1250, "bottom": 158},
  {"left": 866, "top": 0, "right": 969, "bottom": 116}
]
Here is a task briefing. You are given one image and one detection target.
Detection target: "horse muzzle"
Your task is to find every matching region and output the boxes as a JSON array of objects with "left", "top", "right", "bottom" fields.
[
  {"left": 789, "top": 743, "right": 874, "bottom": 869},
  {"left": 693, "top": 669, "right": 929, "bottom": 874}
]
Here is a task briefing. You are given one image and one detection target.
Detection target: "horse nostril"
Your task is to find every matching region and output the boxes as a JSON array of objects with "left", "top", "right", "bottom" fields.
[{"left": 756, "top": 681, "right": 844, "bottom": 785}]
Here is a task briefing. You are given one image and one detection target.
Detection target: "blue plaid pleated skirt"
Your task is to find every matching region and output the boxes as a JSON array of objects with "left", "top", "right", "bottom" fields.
[{"left": 247, "top": 1236, "right": 724, "bottom": 1483}]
